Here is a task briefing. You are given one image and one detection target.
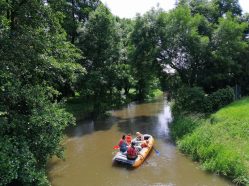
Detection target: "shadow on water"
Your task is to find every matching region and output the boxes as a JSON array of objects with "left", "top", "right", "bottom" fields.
[
  {"left": 112, "top": 161, "right": 135, "bottom": 170},
  {"left": 66, "top": 95, "right": 172, "bottom": 142},
  {"left": 66, "top": 115, "right": 172, "bottom": 141},
  {"left": 65, "top": 116, "right": 119, "bottom": 138}
]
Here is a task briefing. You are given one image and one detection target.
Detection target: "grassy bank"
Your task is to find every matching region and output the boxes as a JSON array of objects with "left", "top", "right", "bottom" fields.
[{"left": 171, "top": 97, "right": 249, "bottom": 185}]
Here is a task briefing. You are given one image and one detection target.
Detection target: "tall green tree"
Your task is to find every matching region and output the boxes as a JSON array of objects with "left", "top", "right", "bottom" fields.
[
  {"left": 0, "top": 0, "right": 84, "bottom": 185},
  {"left": 204, "top": 13, "right": 248, "bottom": 91},
  {"left": 189, "top": 0, "right": 219, "bottom": 24},
  {"left": 185, "top": 0, "right": 249, "bottom": 94},
  {"left": 157, "top": 6, "right": 210, "bottom": 87},
  {"left": 78, "top": 4, "right": 121, "bottom": 115},
  {"left": 212, "top": 0, "right": 242, "bottom": 17},
  {"left": 130, "top": 10, "right": 160, "bottom": 101},
  {"left": 49, "top": 0, "right": 101, "bottom": 43},
  {"left": 113, "top": 18, "right": 135, "bottom": 98},
  {"left": 181, "top": 0, "right": 242, "bottom": 23}
]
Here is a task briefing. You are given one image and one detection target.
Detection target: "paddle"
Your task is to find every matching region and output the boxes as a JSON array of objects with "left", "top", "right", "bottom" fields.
[
  {"left": 113, "top": 145, "right": 119, "bottom": 150},
  {"left": 152, "top": 146, "right": 160, "bottom": 156}
]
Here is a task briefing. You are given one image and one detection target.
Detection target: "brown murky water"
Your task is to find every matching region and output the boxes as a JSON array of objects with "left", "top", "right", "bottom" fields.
[{"left": 48, "top": 95, "right": 233, "bottom": 186}]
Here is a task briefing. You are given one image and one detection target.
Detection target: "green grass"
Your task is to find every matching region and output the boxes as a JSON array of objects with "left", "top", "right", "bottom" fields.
[
  {"left": 173, "top": 97, "right": 249, "bottom": 185},
  {"left": 170, "top": 114, "right": 203, "bottom": 141}
]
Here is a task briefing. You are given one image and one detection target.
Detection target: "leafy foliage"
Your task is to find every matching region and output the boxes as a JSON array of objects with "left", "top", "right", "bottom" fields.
[
  {"left": 173, "top": 86, "right": 206, "bottom": 113},
  {"left": 157, "top": 6, "right": 210, "bottom": 87},
  {"left": 208, "top": 87, "right": 235, "bottom": 111},
  {"left": 78, "top": 4, "right": 124, "bottom": 115},
  {"left": 173, "top": 86, "right": 235, "bottom": 114},
  {"left": 49, "top": 0, "right": 101, "bottom": 43},
  {"left": 159, "top": 1, "right": 249, "bottom": 95},
  {"left": 0, "top": 0, "right": 83, "bottom": 184},
  {"left": 130, "top": 9, "right": 161, "bottom": 101},
  {"left": 205, "top": 14, "right": 249, "bottom": 91}
]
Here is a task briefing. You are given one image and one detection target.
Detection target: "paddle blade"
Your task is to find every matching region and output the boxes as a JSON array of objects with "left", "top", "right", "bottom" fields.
[
  {"left": 153, "top": 147, "right": 160, "bottom": 156},
  {"left": 155, "top": 150, "right": 160, "bottom": 156},
  {"left": 113, "top": 145, "right": 119, "bottom": 150}
]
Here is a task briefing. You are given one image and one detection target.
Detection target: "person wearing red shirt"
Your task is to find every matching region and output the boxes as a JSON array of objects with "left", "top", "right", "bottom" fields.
[{"left": 127, "top": 142, "right": 138, "bottom": 160}]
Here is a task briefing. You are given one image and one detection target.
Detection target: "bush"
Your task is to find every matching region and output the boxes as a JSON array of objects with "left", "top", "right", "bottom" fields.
[
  {"left": 173, "top": 86, "right": 235, "bottom": 114},
  {"left": 173, "top": 86, "right": 206, "bottom": 113},
  {"left": 208, "top": 87, "right": 235, "bottom": 112}
]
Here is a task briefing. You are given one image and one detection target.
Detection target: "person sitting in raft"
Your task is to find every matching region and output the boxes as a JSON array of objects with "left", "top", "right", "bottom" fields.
[
  {"left": 136, "top": 132, "right": 144, "bottom": 141},
  {"left": 118, "top": 135, "right": 128, "bottom": 153},
  {"left": 141, "top": 140, "right": 150, "bottom": 148},
  {"left": 125, "top": 133, "right": 132, "bottom": 145},
  {"left": 127, "top": 142, "right": 139, "bottom": 160}
]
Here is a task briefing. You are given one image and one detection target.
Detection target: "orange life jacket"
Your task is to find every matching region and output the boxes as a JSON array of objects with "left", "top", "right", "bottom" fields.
[
  {"left": 141, "top": 143, "right": 148, "bottom": 148},
  {"left": 125, "top": 135, "right": 132, "bottom": 144}
]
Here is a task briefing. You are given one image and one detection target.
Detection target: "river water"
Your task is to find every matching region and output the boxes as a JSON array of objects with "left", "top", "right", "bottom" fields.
[{"left": 48, "top": 95, "right": 233, "bottom": 186}]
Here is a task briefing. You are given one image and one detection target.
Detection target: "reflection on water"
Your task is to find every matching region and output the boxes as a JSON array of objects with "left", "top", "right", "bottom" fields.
[
  {"left": 155, "top": 100, "right": 172, "bottom": 140},
  {"left": 48, "top": 95, "right": 233, "bottom": 186}
]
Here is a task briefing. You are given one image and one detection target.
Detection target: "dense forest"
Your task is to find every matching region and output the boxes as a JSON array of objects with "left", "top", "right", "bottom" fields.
[{"left": 0, "top": 0, "right": 249, "bottom": 185}]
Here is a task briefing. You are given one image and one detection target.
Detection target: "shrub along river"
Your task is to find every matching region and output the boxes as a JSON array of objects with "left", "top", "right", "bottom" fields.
[{"left": 48, "top": 95, "right": 233, "bottom": 186}]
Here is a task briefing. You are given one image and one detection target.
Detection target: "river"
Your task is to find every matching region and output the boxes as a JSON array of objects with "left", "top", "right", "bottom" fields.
[{"left": 48, "top": 95, "right": 233, "bottom": 186}]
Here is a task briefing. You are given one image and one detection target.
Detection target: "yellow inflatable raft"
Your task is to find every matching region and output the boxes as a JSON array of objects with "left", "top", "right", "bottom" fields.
[{"left": 112, "top": 134, "right": 154, "bottom": 167}]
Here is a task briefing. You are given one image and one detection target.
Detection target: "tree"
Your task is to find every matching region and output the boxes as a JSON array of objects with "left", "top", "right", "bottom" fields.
[
  {"left": 0, "top": 0, "right": 84, "bottom": 184},
  {"left": 78, "top": 4, "right": 121, "bottom": 115},
  {"left": 211, "top": 0, "right": 242, "bottom": 17},
  {"left": 189, "top": 0, "right": 220, "bottom": 24},
  {"left": 157, "top": 6, "right": 210, "bottom": 87},
  {"left": 204, "top": 13, "right": 248, "bottom": 91},
  {"left": 49, "top": 0, "right": 101, "bottom": 43},
  {"left": 114, "top": 18, "right": 135, "bottom": 98},
  {"left": 176, "top": 0, "right": 249, "bottom": 94},
  {"left": 182, "top": 0, "right": 242, "bottom": 23},
  {"left": 129, "top": 9, "right": 160, "bottom": 101}
]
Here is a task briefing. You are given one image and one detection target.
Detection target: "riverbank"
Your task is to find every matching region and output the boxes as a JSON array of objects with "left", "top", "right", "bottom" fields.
[
  {"left": 65, "top": 89, "right": 163, "bottom": 121},
  {"left": 170, "top": 97, "right": 249, "bottom": 185}
]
